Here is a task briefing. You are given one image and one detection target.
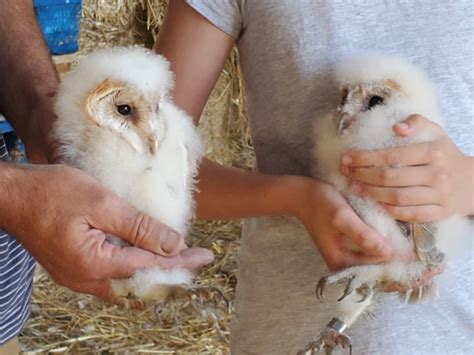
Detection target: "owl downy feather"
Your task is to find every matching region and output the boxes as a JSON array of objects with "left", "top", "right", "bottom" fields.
[
  {"left": 300, "top": 54, "right": 471, "bottom": 354},
  {"left": 54, "top": 47, "right": 202, "bottom": 303}
]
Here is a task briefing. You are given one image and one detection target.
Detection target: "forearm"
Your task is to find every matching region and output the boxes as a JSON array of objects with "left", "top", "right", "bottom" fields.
[
  {"left": 0, "top": 0, "right": 59, "bottom": 163},
  {"left": 155, "top": 0, "right": 310, "bottom": 221},
  {"left": 0, "top": 161, "right": 36, "bottom": 234},
  {"left": 195, "top": 158, "right": 310, "bottom": 220}
]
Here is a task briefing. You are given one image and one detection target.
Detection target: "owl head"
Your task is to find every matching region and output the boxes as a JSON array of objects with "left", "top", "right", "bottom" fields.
[
  {"left": 332, "top": 54, "right": 440, "bottom": 134},
  {"left": 55, "top": 47, "right": 174, "bottom": 157}
]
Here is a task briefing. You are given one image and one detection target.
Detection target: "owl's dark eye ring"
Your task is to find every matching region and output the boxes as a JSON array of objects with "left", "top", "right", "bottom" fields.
[
  {"left": 117, "top": 104, "right": 132, "bottom": 116},
  {"left": 368, "top": 96, "right": 384, "bottom": 109}
]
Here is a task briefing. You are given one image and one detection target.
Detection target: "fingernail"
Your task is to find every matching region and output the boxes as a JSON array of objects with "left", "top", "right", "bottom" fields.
[
  {"left": 341, "top": 155, "right": 352, "bottom": 165},
  {"left": 160, "top": 230, "right": 183, "bottom": 254}
]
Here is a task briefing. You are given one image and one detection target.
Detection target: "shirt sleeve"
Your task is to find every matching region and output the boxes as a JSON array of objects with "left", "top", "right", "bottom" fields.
[{"left": 186, "top": 0, "right": 243, "bottom": 40}]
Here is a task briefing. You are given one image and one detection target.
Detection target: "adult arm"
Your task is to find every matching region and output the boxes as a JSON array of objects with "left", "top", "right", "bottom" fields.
[
  {"left": 0, "top": 162, "right": 213, "bottom": 304},
  {"left": 0, "top": 0, "right": 58, "bottom": 163},
  {"left": 155, "top": 0, "right": 392, "bottom": 270}
]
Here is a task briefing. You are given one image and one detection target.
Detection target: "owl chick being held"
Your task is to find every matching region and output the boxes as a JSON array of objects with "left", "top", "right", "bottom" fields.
[
  {"left": 54, "top": 47, "right": 202, "bottom": 304},
  {"left": 300, "top": 54, "right": 471, "bottom": 354}
]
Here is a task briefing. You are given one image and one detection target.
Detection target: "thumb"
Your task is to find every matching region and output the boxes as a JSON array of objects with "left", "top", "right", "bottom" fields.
[
  {"left": 334, "top": 207, "right": 392, "bottom": 257},
  {"left": 393, "top": 114, "right": 443, "bottom": 138},
  {"left": 93, "top": 193, "right": 185, "bottom": 256},
  {"left": 158, "top": 247, "right": 215, "bottom": 271}
]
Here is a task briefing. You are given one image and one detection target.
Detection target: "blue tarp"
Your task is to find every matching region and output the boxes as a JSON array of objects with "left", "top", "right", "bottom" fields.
[{"left": 33, "top": 0, "right": 82, "bottom": 55}]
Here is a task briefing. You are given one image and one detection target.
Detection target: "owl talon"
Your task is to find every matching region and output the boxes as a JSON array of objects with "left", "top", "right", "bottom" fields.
[
  {"left": 355, "top": 283, "right": 373, "bottom": 303},
  {"left": 298, "top": 327, "right": 352, "bottom": 355},
  {"left": 337, "top": 276, "right": 356, "bottom": 301},
  {"left": 316, "top": 277, "right": 328, "bottom": 300}
]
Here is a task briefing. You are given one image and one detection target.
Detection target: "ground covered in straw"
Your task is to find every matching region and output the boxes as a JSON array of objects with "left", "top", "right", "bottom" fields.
[
  {"left": 21, "top": 223, "right": 240, "bottom": 354},
  {"left": 20, "top": 1, "right": 254, "bottom": 353}
]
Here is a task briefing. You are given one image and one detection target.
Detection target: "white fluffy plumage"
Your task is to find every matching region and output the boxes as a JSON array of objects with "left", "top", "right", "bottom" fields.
[
  {"left": 300, "top": 54, "right": 471, "bottom": 354},
  {"left": 54, "top": 47, "right": 202, "bottom": 302}
]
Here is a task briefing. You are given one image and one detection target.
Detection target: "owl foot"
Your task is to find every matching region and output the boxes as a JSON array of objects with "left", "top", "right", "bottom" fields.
[
  {"left": 316, "top": 272, "right": 374, "bottom": 303},
  {"left": 298, "top": 325, "right": 352, "bottom": 355},
  {"left": 114, "top": 296, "right": 145, "bottom": 310},
  {"left": 398, "top": 281, "right": 437, "bottom": 304}
]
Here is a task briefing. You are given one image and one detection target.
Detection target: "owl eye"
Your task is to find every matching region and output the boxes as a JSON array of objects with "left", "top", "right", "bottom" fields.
[
  {"left": 117, "top": 104, "right": 132, "bottom": 116},
  {"left": 368, "top": 96, "right": 384, "bottom": 109}
]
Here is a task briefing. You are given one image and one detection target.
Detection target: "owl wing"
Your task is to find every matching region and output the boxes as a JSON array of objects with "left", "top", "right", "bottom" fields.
[{"left": 398, "top": 221, "right": 445, "bottom": 266}]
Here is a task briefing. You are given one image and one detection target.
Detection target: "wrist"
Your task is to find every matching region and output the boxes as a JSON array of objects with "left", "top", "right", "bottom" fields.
[
  {"left": 0, "top": 162, "right": 29, "bottom": 231},
  {"left": 273, "top": 175, "right": 316, "bottom": 220}
]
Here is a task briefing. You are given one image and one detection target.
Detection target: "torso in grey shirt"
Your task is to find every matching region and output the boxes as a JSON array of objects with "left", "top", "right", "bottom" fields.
[{"left": 187, "top": 1, "right": 473, "bottom": 354}]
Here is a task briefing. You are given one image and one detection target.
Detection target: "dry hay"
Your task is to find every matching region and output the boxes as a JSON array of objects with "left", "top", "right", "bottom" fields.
[{"left": 20, "top": 0, "right": 254, "bottom": 353}]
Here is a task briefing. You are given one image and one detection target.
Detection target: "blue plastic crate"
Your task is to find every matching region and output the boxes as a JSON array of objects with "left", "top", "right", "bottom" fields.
[{"left": 33, "top": 0, "right": 82, "bottom": 55}]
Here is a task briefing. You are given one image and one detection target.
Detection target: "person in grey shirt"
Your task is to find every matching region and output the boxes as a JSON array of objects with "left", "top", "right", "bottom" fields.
[{"left": 155, "top": 1, "right": 473, "bottom": 354}]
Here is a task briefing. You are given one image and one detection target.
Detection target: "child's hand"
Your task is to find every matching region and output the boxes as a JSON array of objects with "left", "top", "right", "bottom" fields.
[
  {"left": 340, "top": 114, "right": 474, "bottom": 222},
  {"left": 294, "top": 177, "right": 392, "bottom": 271}
]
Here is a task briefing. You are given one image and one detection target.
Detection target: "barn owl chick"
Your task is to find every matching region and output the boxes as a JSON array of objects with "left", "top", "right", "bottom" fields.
[
  {"left": 54, "top": 47, "right": 202, "bottom": 304},
  {"left": 299, "top": 54, "right": 471, "bottom": 354}
]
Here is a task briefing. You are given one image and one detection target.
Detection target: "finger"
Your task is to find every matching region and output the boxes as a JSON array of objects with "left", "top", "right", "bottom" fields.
[
  {"left": 331, "top": 207, "right": 392, "bottom": 257},
  {"left": 341, "top": 141, "right": 434, "bottom": 168},
  {"left": 156, "top": 247, "right": 215, "bottom": 271},
  {"left": 99, "top": 241, "right": 213, "bottom": 279},
  {"left": 393, "top": 114, "right": 443, "bottom": 138},
  {"left": 66, "top": 278, "right": 116, "bottom": 302},
  {"left": 78, "top": 232, "right": 168, "bottom": 279},
  {"left": 341, "top": 165, "right": 433, "bottom": 187},
  {"left": 353, "top": 184, "right": 439, "bottom": 207},
  {"left": 93, "top": 194, "right": 185, "bottom": 256},
  {"left": 382, "top": 204, "right": 447, "bottom": 222},
  {"left": 71, "top": 279, "right": 144, "bottom": 309}
]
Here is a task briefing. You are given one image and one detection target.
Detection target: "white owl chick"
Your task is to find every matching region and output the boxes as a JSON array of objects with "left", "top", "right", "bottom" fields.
[
  {"left": 54, "top": 47, "right": 202, "bottom": 303},
  {"left": 300, "top": 54, "right": 471, "bottom": 354}
]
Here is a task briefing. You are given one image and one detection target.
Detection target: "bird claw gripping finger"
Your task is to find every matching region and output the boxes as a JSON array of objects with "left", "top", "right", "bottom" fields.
[{"left": 298, "top": 318, "right": 352, "bottom": 355}]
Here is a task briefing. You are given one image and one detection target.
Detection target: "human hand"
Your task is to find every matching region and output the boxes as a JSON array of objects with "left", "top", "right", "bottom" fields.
[
  {"left": 340, "top": 114, "right": 474, "bottom": 222},
  {"left": 292, "top": 177, "right": 392, "bottom": 271},
  {"left": 0, "top": 163, "right": 214, "bottom": 304}
]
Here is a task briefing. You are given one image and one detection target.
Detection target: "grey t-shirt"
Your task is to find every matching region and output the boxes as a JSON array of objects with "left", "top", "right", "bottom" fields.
[{"left": 187, "top": 1, "right": 473, "bottom": 354}]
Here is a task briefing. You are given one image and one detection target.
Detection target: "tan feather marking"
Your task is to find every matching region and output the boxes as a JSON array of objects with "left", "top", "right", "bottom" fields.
[
  {"left": 115, "top": 90, "right": 160, "bottom": 155},
  {"left": 84, "top": 79, "right": 163, "bottom": 155},
  {"left": 384, "top": 79, "right": 401, "bottom": 92},
  {"left": 83, "top": 79, "right": 126, "bottom": 126}
]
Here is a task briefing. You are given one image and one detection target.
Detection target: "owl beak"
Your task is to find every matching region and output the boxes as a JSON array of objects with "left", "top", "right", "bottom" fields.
[
  {"left": 146, "top": 135, "right": 158, "bottom": 155},
  {"left": 337, "top": 112, "right": 354, "bottom": 135}
]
